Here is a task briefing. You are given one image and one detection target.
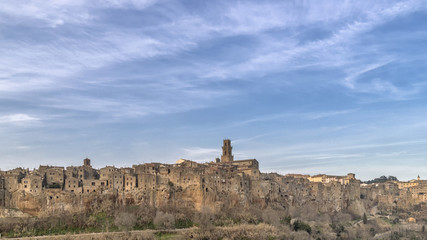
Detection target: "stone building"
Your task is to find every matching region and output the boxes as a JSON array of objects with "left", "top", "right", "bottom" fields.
[
  {"left": 99, "top": 166, "right": 119, "bottom": 181},
  {"left": 44, "top": 167, "right": 64, "bottom": 189},
  {"left": 2, "top": 168, "right": 26, "bottom": 192},
  {"left": 308, "top": 173, "right": 356, "bottom": 185},
  {"left": 66, "top": 158, "right": 98, "bottom": 181},
  {"left": 82, "top": 179, "right": 108, "bottom": 193},
  {"left": 221, "top": 139, "right": 234, "bottom": 162},
  {"left": 110, "top": 172, "right": 124, "bottom": 190},
  {"left": 124, "top": 173, "right": 137, "bottom": 191},
  {"left": 216, "top": 139, "right": 260, "bottom": 179},
  {"left": 64, "top": 173, "right": 81, "bottom": 193},
  {"left": 20, "top": 173, "right": 43, "bottom": 194}
]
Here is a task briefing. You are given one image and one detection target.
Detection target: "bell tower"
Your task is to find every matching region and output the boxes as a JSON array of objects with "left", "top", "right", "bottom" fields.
[
  {"left": 83, "top": 158, "right": 91, "bottom": 167},
  {"left": 221, "top": 139, "right": 234, "bottom": 162}
]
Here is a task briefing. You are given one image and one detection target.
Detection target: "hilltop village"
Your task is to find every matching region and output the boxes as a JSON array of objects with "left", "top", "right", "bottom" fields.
[{"left": 0, "top": 140, "right": 425, "bottom": 221}]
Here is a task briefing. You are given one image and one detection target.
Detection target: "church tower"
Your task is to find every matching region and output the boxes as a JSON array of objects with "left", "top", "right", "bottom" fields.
[
  {"left": 83, "top": 158, "right": 91, "bottom": 167},
  {"left": 221, "top": 139, "right": 234, "bottom": 162}
]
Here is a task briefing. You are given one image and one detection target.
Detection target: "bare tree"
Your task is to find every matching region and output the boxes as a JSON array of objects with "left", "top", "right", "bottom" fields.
[
  {"left": 114, "top": 212, "right": 137, "bottom": 232},
  {"left": 262, "top": 208, "right": 280, "bottom": 226},
  {"left": 154, "top": 211, "right": 175, "bottom": 229},
  {"left": 196, "top": 206, "right": 214, "bottom": 231}
]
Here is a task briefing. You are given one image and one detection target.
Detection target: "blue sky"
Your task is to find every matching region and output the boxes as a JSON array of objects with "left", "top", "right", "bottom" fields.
[{"left": 1, "top": 0, "right": 426, "bottom": 181}]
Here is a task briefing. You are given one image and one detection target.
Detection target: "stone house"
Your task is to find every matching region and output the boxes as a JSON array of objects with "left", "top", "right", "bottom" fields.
[
  {"left": 110, "top": 172, "right": 124, "bottom": 190},
  {"left": 99, "top": 166, "right": 119, "bottom": 181},
  {"left": 124, "top": 173, "right": 137, "bottom": 191},
  {"left": 2, "top": 168, "right": 26, "bottom": 192},
  {"left": 20, "top": 173, "right": 43, "bottom": 194},
  {"left": 44, "top": 167, "right": 64, "bottom": 189},
  {"left": 64, "top": 173, "right": 81, "bottom": 193},
  {"left": 82, "top": 179, "right": 108, "bottom": 193},
  {"left": 66, "top": 158, "right": 98, "bottom": 181}
]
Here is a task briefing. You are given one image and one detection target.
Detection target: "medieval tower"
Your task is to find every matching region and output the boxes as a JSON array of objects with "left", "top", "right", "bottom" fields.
[
  {"left": 83, "top": 158, "right": 91, "bottom": 167},
  {"left": 221, "top": 139, "right": 234, "bottom": 162}
]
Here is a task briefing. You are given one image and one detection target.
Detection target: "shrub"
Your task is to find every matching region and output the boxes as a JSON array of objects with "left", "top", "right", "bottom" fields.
[
  {"left": 292, "top": 220, "right": 311, "bottom": 234},
  {"left": 195, "top": 207, "right": 214, "bottom": 231},
  {"left": 262, "top": 208, "right": 280, "bottom": 226},
  {"left": 114, "top": 212, "right": 137, "bottom": 231},
  {"left": 154, "top": 211, "right": 175, "bottom": 229},
  {"left": 280, "top": 215, "right": 292, "bottom": 225},
  {"left": 369, "top": 227, "right": 376, "bottom": 237}
]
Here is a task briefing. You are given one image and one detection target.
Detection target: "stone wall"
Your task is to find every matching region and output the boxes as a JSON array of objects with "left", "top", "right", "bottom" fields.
[{"left": 0, "top": 176, "right": 5, "bottom": 207}]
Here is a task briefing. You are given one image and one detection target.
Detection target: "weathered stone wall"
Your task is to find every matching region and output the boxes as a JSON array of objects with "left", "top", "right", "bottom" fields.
[{"left": 0, "top": 176, "right": 5, "bottom": 207}]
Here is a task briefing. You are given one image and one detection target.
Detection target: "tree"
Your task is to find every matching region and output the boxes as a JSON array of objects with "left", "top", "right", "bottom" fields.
[
  {"left": 363, "top": 213, "right": 367, "bottom": 224},
  {"left": 369, "top": 227, "right": 376, "bottom": 237},
  {"left": 114, "top": 212, "right": 137, "bottom": 232},
  {"left": 196, "top": 206, "right": 214, "bottom": 231},
  {"left": 153, "top": 211, "right": 175, "bottom": 229},
  {"left": 262, "top": 208, "right": 280, "bottom": 226},
  {"left": 292, "top": 220, "right": 311, "bottom": 234},
  {"left": 366, "top": 176, "right": 398, "bottom": 184}
]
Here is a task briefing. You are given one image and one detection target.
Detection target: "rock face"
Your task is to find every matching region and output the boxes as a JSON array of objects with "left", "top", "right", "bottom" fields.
[{"left": 0, "top": 140, "right": 425, "bottom": 218}]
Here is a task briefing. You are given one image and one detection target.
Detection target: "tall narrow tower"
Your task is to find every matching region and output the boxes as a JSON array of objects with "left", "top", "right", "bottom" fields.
[
  {"left": 221, "top": 139, "right": 234, "bottom": 162},
  {"left": 83, "top": 158, "right": 91, "bottom": 167}
]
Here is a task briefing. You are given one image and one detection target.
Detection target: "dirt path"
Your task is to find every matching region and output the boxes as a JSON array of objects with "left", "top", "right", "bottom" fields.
[{"left": 4, "top": 228, "right": 194, "bottom": 239}]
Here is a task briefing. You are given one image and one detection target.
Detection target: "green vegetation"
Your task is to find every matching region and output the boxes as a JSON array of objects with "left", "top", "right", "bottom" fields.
[
  {"left": 280, "top": 215, "right": 291, "bottom": 225},
  {"left": 175, "top": 218, "right": 193, "bottom": 229},
  {"left": 365, "top": 175, "right": 398, "bottom": 184},
  {"left": 292, "top": 220, "right": 312, "bottom": 234},
  {"left": 155, "top": 231, "right": 179, "bottom": 239},
  {"left": 1, "top": 201, "right": 425, "bottom": 239}
]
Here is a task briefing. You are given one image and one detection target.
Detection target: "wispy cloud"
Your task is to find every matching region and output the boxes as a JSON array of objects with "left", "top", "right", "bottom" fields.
[
  {"left": 195, "top": 0, "right": 425, "bottom": 100},
  {"left": 1, "top": 0, "right": 426, "bottom": 179},
  {"left": 0, "top": 0, "right": 158, "bottom": 27},
  {"left": 343, "top": 60, "right": 395, "bottom": 89},
  {"left": 0, "top": 114, "right": 39, "bottom": 124},
  {"left": 229, "top": 109, "right": 357, "bottom": 127}
]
